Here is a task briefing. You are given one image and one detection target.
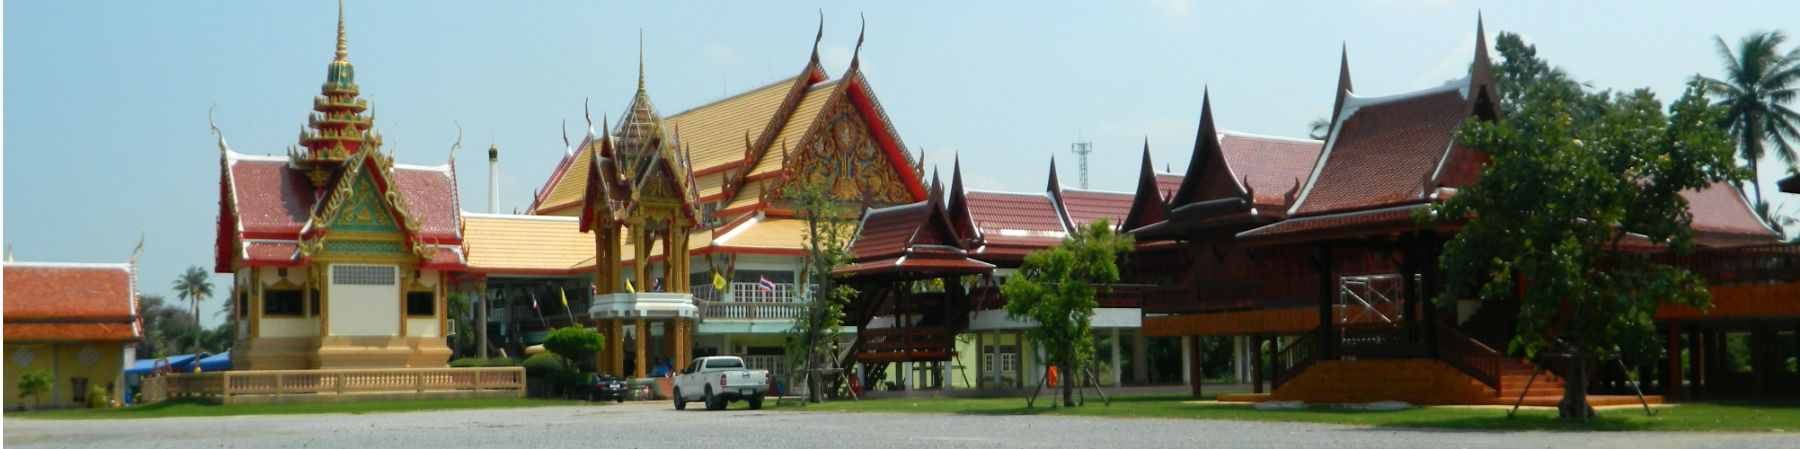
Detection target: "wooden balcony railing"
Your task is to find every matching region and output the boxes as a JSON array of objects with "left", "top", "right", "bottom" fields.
[
  {"left": 1141, "top": 277, "right": 1320, "bottom": 314},
  {"left": 696, "top": 299, "right": 806, "bottom": 321},
  {"left": 139, "top": 367, "right": 525, "bottom": 405}
]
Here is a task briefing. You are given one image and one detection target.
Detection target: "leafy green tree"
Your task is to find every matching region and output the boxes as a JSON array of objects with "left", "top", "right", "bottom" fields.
[
  {"left": 445, "top": 293, "right": 476, "bottom": 358},
  {"left": 17, "top": 370, "right": 53, "bottom": 410},
  {"left": 541, "top": 325, "right": 605, "bottom": 371},
  {"left": 1489, "top": 32, "right": 1591, "bottom": 118},
  {"left": 1002, "top": 219, "right": 1134, "bottom": 407},
  {"left": 783, "top": 177, "right": 859, "bottom": 404},
  {"left": 1696, "top": 30, "right": 1800, "bottom": 208},
  {"left": 171, "top": 266, "right": 214, "bottom": 356},
  {"left": 1433, "top": 80, "right": 1740, "bottom": 419}
]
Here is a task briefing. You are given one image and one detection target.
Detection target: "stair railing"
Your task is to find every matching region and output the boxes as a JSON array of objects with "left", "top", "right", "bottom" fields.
[
  {"left": 1434, "top": 321, "right": 1502, "bottom": 392},
  {"left": 1271, "top": 325, "right": 1321, "bottom": 389}
]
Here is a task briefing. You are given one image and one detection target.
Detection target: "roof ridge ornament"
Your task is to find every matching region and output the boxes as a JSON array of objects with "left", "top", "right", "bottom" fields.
[
  {"left": 849, "top": 13, "right": 866, "bottom": 69},
  {"left": 209, "top": 103, "right": 232, "bottom": 156},
  {"left": 638, "top": 29, "right": 646, "bottom": 93},
  {"left": 811, "top": 9, "right": 824, "bottom": 64},
  {"left": 562, "top": 119, "right": 572, "bottom": 157}
]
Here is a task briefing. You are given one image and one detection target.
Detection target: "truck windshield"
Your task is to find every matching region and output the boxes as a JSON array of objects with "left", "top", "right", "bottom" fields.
[{"left": 705, "top": 359, "right": 745, "bottom": 369}]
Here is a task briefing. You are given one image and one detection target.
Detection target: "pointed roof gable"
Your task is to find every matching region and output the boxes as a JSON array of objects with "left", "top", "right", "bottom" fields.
[
  {"left": 1122, "top": 145, "right": 1172, "bottom": 232},
  {"left": 946, "top": 157, "right": 981, "bottom": 245},
  {"left": 1170, "top": 91, "right": 1245, "bottom": 208},
  {"left": 1286, "top": 21, "right": 1498, "bottom": 218},
  {"left": 839, "top": 183, "right": 992, "bottom": 278}
]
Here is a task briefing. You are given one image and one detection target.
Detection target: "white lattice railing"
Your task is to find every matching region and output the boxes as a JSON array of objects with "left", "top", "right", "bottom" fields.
[
  {"left": 139, "top": 367, "right": 525, "bottom": 404},
  {"left": 697, "top": 300, "right": 805, "bottom": 321}
]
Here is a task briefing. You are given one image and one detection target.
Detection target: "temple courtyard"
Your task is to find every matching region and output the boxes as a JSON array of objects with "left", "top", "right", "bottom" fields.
[{"left": 8, "top": 401, "right": 1800, "bottom": 449}]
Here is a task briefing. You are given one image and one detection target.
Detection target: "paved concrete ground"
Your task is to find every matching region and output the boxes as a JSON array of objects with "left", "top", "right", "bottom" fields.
[{"left": 7, "top": 401, "right": 1799, "bottom": 449}]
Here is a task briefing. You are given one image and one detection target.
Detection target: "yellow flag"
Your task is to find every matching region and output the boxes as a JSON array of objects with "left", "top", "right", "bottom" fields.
[
  {"left": 560, "top": 288, "right": 569, "bottom": 310},
  {"left": 625, "top": 279, "right": 636, "bottom": 293},
  {"left": 712, "top": 272, "right": 727, "bottom": 291}
]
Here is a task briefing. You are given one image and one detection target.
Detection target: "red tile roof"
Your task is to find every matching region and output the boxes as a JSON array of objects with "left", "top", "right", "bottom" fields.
[
  {"left": 243, "top": 241, "right": 301, "bottom": 265},
  {"left": 965, "top": 191, "right": 1067, "bottom": 235},
  {"left": 1682, "top": 181, "right": 1782, "bottom": 247},
  {"left": 849, "top": 202, "right": 933, "bottom": 263},
  {"left": 228, "top": 158, "right": 316, "bottom": 237},
  {"left": 1154, "top": 174, "right": 1184, "bottom": 201},
  {"left": 1059, "top": 189, "right": 1134, "bottom": 230},
  {"left": 221, "top": 153, "right": 465, "bottom": 269},
  {"left": 392, "top": 165, "right": 463, "bottom": 242},
  {"left": 1292, "top": 85, "right": 1473, "bottom": 216},
  {"left": 1217, "top": 133, "right": 1322, "bottom": 209},
  {"left": 4, "top": 262, "right": 140, "bottom": 342}
]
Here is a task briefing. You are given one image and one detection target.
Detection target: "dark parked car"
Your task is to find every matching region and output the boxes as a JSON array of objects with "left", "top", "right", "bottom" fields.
[{"left": 587, "top": 373, "right": 629, "bottom": 403}]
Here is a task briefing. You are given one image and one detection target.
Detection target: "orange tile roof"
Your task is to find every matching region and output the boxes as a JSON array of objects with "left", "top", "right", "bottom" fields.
[
  {"left": 463, "top": 214, "right": 595, "bottom": 274},
  {"left": 3, "top": 262, "right": 140, "bottom": 342},
  {"left": 666, "top": 78, "right": 798, "bottom": 199},
  {"left": 1291, "top": 84, "right": 1472, "bottom": 216}
]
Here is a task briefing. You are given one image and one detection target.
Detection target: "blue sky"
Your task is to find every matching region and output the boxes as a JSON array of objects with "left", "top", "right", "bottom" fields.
[{"left": 6, "top": 1, "right": 1798, "bottom": 327}]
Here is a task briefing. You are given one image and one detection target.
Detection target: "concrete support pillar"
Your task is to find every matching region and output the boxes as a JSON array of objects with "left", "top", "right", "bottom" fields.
[
  {"left": 634, "top": 318, "right": 647, "bottom": 379},
  {"left": 1110, "top": 328, "right": 1122, "bottom": 386},
  {"left": 1251, "top": 334, "right": 1265, "bottom": 394},
  {"left": 1131, "top": 331, "right": 1148, "bottom": 385},
  {"left": 1180, "top": 336, "right": 1192, "bottom": 384}
]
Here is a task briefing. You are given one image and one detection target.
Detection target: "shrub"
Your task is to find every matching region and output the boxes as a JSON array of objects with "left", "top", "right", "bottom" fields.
[
  {"left": 522, "top": 353, "right": 571, "bottom": 378},
  {"left": 16, "top": 371, "right": 52, "bottom": 410},
  {"left": 449, "top": 356, "right": 518, "bottom": 368},
  {"left": 87, "top": 385, "right": 111, "bottom": 409},
  {"left": 541, "top": 326, "right": 604, "bottom": 370}
]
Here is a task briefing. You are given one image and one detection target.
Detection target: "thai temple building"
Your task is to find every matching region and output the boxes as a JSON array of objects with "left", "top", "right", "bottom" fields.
[
  {"left": 199, "top": 5, "right": 1800, "bottom": 406},
  {"left": 215, "top": 7, "right": 462, "bottom": 370}
]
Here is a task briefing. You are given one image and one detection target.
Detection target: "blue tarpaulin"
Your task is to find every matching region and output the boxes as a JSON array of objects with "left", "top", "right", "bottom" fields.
[
  {"left": 196, "top": 351, "right": 231, "bottom": 372},
  {"left": 123, "top": 353, "right": 202, "bottom": 375}
]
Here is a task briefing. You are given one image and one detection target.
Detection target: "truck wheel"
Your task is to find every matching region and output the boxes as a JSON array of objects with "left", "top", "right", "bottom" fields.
[
  {"left": 748, "top": 395, "right": 764, "bottom": 410},
  {"left": 704, "top": 387, "right": 721, "bottom": 411},
  {"left": 673, "top": 387, "right": 687, "bottom": 410}
]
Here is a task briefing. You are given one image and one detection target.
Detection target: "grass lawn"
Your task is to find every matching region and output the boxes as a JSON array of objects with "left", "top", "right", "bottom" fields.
[
  {"left": 9, "top": 397, "right": 581, "bottom": 420},
  {"left": 769, "top": 393, "right": 1800, "bottom": 431}
]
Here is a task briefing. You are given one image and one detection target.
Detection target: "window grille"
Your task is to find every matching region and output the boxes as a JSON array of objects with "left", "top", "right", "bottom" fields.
[{"left": 333, "top": 265, "right": 396, "bottom": 286}]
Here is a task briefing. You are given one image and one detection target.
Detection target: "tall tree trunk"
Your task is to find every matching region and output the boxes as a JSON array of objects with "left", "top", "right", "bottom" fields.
[
  {"left": 1558, "top": 350, "right": 1598, "bottom": 419},
  {"left": 1749, "top": 156, "right": 1764, "bottom": 208},
  {"left": 1061, "top": 363, "right": 1076, "bottom": 407}
]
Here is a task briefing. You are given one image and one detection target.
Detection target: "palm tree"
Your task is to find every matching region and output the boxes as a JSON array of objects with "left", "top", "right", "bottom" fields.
[
  {"left": 1696, "top": 30, "right": 1800, "bottom": 207},
  {"left": 172, "top": 266, "right": 215, "bottom": 357}
]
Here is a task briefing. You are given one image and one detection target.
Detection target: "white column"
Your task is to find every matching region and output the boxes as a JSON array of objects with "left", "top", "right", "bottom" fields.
[
  {"left": 1180, "top": 336, "right": 1192, "bottom": 384},
  {"left": 1110, "top": 328, "right": 1122, "bottom": 386},
  {"left": 942, "top": 360, "right": 952, "bottom": 390},
  {"left": 722, "top": 335, "right": 733, "bottom": 356},
  {"left": 902, "top": 362, "right": 911, "bottom": 390}
]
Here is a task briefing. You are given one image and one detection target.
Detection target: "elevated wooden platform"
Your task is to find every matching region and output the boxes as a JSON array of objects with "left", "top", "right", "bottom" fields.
[{"left": 1219, "top": 359, "right": 1662, "bottom": 407}]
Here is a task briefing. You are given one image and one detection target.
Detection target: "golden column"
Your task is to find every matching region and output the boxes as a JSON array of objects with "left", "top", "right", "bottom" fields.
[{"left": 634, "top": 318, "right": 648, "bottom": 379}]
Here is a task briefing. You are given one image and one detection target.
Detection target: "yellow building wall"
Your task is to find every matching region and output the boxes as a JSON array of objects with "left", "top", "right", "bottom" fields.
[{"left": 3, "top": 342, "right": 126, "bottom": 409}]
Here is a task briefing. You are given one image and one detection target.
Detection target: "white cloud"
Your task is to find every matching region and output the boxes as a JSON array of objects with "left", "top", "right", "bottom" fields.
[
  {"left": 702, "top": 42, "right": 742, "bottom": 65},
  {"left": 1413, "top": 30, "right": 1480, "bottom": 89},
  {"left": 1148, "top": 0, "right": 1194, "bottom": 23}
]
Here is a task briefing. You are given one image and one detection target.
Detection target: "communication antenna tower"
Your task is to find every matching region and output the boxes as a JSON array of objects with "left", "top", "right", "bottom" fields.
[{"left": 1071, "top": 141, "right": 1094, "bottom": 189}]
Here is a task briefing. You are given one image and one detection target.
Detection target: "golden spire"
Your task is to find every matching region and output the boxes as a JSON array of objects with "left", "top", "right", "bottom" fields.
[
  {"left": 637, "top": 29, "right": 645, "bottom": 92},
  {"left": 336, "top": 0, "right": 347, "bottom": 60}
]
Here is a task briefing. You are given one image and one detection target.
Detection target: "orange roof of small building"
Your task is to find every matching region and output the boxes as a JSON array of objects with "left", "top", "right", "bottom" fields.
[
  {"left": 1216, "top": 132, "right": 1322, "bottom": 210},
  {"left": 3, "top": 262, "right": 141, "bottom": 342}
]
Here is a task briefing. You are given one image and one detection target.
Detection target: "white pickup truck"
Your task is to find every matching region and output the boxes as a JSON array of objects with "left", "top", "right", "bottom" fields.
[{"left": 672, "top": 356, "right": 771, "bottom": 410}]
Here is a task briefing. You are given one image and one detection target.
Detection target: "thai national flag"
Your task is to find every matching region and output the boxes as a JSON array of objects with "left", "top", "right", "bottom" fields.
[{"left": 757, "top": 276, "right": 776, "bottom": 293}]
